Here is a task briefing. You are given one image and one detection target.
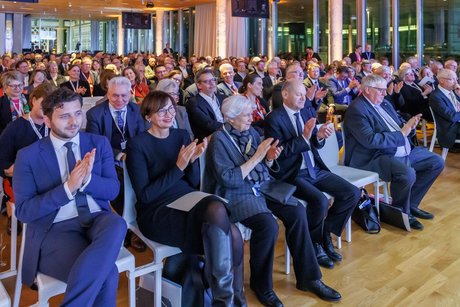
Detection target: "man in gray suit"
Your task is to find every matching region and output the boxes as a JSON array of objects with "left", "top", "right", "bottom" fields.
[
  {"left": 216, "top": 63, "right": 241, "bottom": 98},
  {"left": 344, "top": 75, "right": 444, "bottom": 230}
]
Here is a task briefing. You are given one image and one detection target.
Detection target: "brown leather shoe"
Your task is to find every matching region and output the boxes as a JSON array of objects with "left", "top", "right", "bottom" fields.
[{"left": 130, "top": 233, "right": 147, "bottom": 252}]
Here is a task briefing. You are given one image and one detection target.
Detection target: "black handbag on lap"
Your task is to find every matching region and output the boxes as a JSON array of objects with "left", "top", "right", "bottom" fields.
[
  {"left": 259, "top": 180, "right": 299, "bottom": 206},
  {"left": 352, "top": 188, "right": 381, "bottom": 234}
]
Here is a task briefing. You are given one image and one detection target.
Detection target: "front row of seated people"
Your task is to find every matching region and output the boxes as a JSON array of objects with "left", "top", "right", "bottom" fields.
[{"left": 11, "top": 73, "right": 444, "bottom": 306}]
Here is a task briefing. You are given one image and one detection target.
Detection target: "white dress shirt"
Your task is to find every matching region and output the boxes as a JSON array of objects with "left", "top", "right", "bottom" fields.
[
  {"left": 199, "top": 92, "right": 224, "bottom": 123},
  {"left": 51, "top": 133, "right": 101, "bottom": 223},
  {"left": 282, "top": 104, "right": 316, "bottom": 169}
]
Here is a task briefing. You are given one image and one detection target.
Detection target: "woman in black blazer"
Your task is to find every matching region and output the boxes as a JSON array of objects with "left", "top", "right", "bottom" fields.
[
  {"left": 399, "top": 67, "right": 433, "bottom": 121},
  {"left": 60, "top": 64, "right": 91, "bottom": 97},
  {"left": 0, "top": 71, "right": 29, "bottom": 134},
  {"left": 126, "top": 91, "right": 245, "bottom": 306}
]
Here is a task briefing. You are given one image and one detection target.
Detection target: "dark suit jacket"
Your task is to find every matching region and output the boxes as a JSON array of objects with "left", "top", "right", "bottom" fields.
[
  {"left": 58, "top": 63, "right": 69, "bottom": 75},
  {"left": 303, "top": 77, "right": 332, "bottom": 111},
  {"left": 305, "top": 52, "right": 322, "bottom": 62},
  {"left": 186, "top": 93, "right": 225, "bottom": 140},
  {"left": 13, "top": 132, "right": 119, "bottom": 286},
  {"left": 234, "top": 72, "right": 246, "bottom": 83},
  {"left": 264, "top": 103, "right": 328, "bottom": 182},
  {"left": 262, "top": 75, "right": 277, "bottom": 102},
  {"left": 361, "top": 51, "right": 375, "bottom": 60},
  {"left": 85, "top": 100, "right": 146, "bottom": 159},
  {"left": 343, "top": 96, "right": 413, "bottom": 181},
  {"left": 429, "top": 88, "right": 460, "bottom": 148},
  {"left": 349, "top": 52, "right": 361, "bottom": 63},
  {"left": 216, "top": 81, "right": 242, "bottom": 98},
  {"left": 60, "top": 80, "right": 92, "bottom": 97},
  {"left": 399, "top": 83, "right": 432, "bottom": 120}
]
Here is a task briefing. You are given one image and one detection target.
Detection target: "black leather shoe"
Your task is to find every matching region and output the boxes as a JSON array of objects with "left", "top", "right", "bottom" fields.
[
  {"left": 251, "top": 287, "right": 283, "bottom": 307},
  {"left": 410, "top": 207, "right": 434, "bottom": 220},
  {"left": 323, "top": 232, "right": 342, "bottom": 262},
  {"left": 314, "top": 243, "right": 334, "bottom": 269},
  {"left": 409, "top": 216, "right": 424, "bottom": 230},
  {"left": 297, "top": 280, "right": 341, "bottom": 302}
]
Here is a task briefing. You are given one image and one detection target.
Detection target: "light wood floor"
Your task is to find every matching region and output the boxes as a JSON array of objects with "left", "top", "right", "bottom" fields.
[{"left": 2, "top": 138, "right": 460, "bottom": 306}]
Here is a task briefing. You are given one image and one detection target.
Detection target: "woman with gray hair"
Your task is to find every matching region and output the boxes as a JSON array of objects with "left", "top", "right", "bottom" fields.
[
  {"left": 0, "top": 71, "right": 28, "bottom": 134},
  {"left": 205, "top": 95, "right": 341, "bottom": 306},
  {"left": 155, "top": 79, "right": 194, "bottom": 140},
  {"left": 399, "top": 66, "right": 433, "bottom": 120}
]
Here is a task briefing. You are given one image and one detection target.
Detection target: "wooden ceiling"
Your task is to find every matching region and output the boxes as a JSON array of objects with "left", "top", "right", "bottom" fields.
[{"left": 0, "top": 0, "right": 215, "bottom": 20}]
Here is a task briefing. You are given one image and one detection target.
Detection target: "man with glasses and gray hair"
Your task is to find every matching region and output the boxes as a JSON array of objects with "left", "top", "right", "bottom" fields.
[
  {"left": 186, "top": 68, "right": 225, "bottom": 140},
  {"left": 344, "top": 74, "right": 444, "bottom": 231},
  {"left": 85, "top": 77, "right": 146, "bottom": 253}
]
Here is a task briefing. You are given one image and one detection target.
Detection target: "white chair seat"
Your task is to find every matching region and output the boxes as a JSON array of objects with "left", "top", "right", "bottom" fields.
[
  {"left": 329, "top": 165, "right": 379, "bottom": 189},
  {"left": 13, "top": 222, "right": 136, "bottom": 307},
  {"left": 0, "top": 281, "right": 10, "bottom": 307}
]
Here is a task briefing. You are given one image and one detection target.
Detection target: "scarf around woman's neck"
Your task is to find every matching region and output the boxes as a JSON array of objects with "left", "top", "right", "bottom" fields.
[{"left": 224, "top": 122, "right": 268, "bottom": 183}]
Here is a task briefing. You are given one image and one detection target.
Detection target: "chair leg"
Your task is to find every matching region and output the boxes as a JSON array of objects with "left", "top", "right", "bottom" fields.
[
  {"left": 284, "top": 241, "right": 290, "bottom": 275},
  {"left": 374, "top": 181, "right": 380, "bottom": 216},
  {"left": 441, "top": 148, "right": 449, "bottom": 160},
  {"left": 422, "top": 120, "right": 427, "bottom": 147},
  {"left": 383, "top": 182, "right": 390, "bottom": 204},
  {"left": 127, "top": 272, "right": 136, "bottom": 307},
  {"left": 154, "top": 269, "right": 162, "bottom": 307},
  {"left": 337, "top": 235, "right": 342, "bottom": 249},
  {"left": 345, "top": 218, "right": 352, "bottom": 243}
]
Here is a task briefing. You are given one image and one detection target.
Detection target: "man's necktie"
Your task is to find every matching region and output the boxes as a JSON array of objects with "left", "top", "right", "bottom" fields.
[
  {"left": 64, "top": 142, "right": 93, "bottom": 228},
  {"left": 449, "top": 92, "right": 460, "bottom": 112},
  {"left": 230, "top": 85, "right": 238, "bottom": 95},
  {"left": 294, "top": 113, "right": 316, "bottom": 179},
  {"left": 115, "top": 110, "right": 125, "bottom": 131},
  {"left": 374, "top": 105, "right": 411, "bottom": 155}
]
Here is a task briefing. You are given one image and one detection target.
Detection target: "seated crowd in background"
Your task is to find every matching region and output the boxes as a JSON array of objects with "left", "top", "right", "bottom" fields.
[{"left": 0, "top": 45, "right": 457, "bottom": 306}]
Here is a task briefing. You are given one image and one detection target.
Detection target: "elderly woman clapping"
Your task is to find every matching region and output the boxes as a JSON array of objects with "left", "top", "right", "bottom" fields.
[{"left": 204, "top": 95, "right": 341, "bottom": 306}]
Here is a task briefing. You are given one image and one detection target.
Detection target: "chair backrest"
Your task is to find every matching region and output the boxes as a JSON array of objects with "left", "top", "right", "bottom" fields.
[
  {"left": 122, "top": 161, "right": 138, "bottom": 226},
  {"left": 199, "top": 149, "right": 206, "bottom": 192},
  {"left": 316, "top": 123, "right": 339, "bottom": 168},
  {"left": 429, "top": 106, "right": 438, "bottom": 152}
]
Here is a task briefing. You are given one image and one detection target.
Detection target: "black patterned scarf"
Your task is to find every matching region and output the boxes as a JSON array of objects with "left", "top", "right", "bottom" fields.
[{"left": 224, "top": 122, "right": 269, "bottom": 183}]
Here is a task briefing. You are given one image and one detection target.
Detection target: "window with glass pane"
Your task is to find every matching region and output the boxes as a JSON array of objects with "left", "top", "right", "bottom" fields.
[
  {"left": 318, "top": 0, "right": 328, "bottom": 63},
  {"left": 423, "top": 0, "right": 456, "bottom": 62},
  {"left": 366, "top": 0, "right": 392, "bottom": 63},
  {"left": 342, "top": 0, "right": 356, "bottom": 58},
  {"left": 277, "top": 0, "right": 313, "bottom": 58},
  {"left": 399, "top": 0, "right": 417, "bottom": 61}
]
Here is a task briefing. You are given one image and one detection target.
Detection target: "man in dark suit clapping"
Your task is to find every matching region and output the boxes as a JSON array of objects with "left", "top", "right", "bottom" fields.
[
  {"left": 265, "top": 79, "right": 360, "bottom": 269},
  {"left": 344, "top": 75, "right": 444, "bottom": 230}
]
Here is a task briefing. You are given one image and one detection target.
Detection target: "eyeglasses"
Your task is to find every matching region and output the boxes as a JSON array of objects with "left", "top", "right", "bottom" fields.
[
  {"left": 156, "top": 105, "right": 176, "bottom": 117},
  {"left": 199, "top": 78, "right": 217, "bottom": 84},
  {"left": 368, "top": 86, "right": 387, "bottom": 94},
  {"left": 8, "top": 84, "right": 23, "bottom": 89}
]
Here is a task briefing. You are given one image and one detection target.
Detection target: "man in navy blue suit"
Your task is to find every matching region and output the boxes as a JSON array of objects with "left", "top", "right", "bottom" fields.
[
  {"left": 326, "top": 66, "right": 360, "bottom": 114},
  {"left": 186, "top": 69, "right": 226, "bottom": 140},
  {"left": 13, "top": 88, "right": 126, "bottom": 306},
  {"left": 85, "top": 76, "right": 146, "bottom": 251},
  {"left": 429, "top": 69, "right": 460, "bottom": 152},
  {"left": 344, "top": 75, "right": 444, "bottom": 230},
  {"left": 265, "top": 79, "right": 360, "bottom": 269}
]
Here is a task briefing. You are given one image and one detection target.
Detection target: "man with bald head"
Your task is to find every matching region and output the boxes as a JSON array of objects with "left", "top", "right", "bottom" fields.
[
  {"left": 344, "top": 75, "right": 444, "bottom": 230},
  {"left": 429, "top": 68, "right": 460, "bottom": 152},
  {"left": 265, "top": 79, "right": 360, "bottom": 271}
]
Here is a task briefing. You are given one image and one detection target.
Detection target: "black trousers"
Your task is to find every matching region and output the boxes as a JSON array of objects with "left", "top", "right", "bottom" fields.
[
  {"left": 111, "top": 165, "right": 124, "bottom": 216},
  {"left": 293, "top": 168, "right": 360, "bottom": 244},
  {"left": 241, "top": 202, "right": 321, "bottom": 293}
]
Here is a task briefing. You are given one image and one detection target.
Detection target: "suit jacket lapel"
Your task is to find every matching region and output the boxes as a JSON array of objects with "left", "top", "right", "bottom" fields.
[
  {"left": 79, "top": 132, "right": 92, "bottom": 157},
  {"left": 126, "top": 103, "right": 137, "bottom": 138},
  {"left": 279, "top": 107, "right": 297, "bottom": 137},
  {"left": 39, "top": 137, "right": 62, "bottom": 185},
  {"left": 381, "top": 100, "right": 403, "bottom": 126},
  {"left": 103, "top": 103, "right": 113, "bottom": 140},
  {"left": 362, "top": 97, "right": 389, "bottom": 129}
]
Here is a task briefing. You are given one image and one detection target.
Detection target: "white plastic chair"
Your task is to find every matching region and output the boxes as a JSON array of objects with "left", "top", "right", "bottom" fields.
[
  {"left": 0, "top": 203, "right": 18, "bottom": 281},
  {"left": 122, "top": 161, "right": 182, "bottom": 307},
  {"left": 13, "top": 223, "right": 136, "bottom": 307},
  {"left": 429, "top": 106, "right": 460, "bottom": 160}
]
